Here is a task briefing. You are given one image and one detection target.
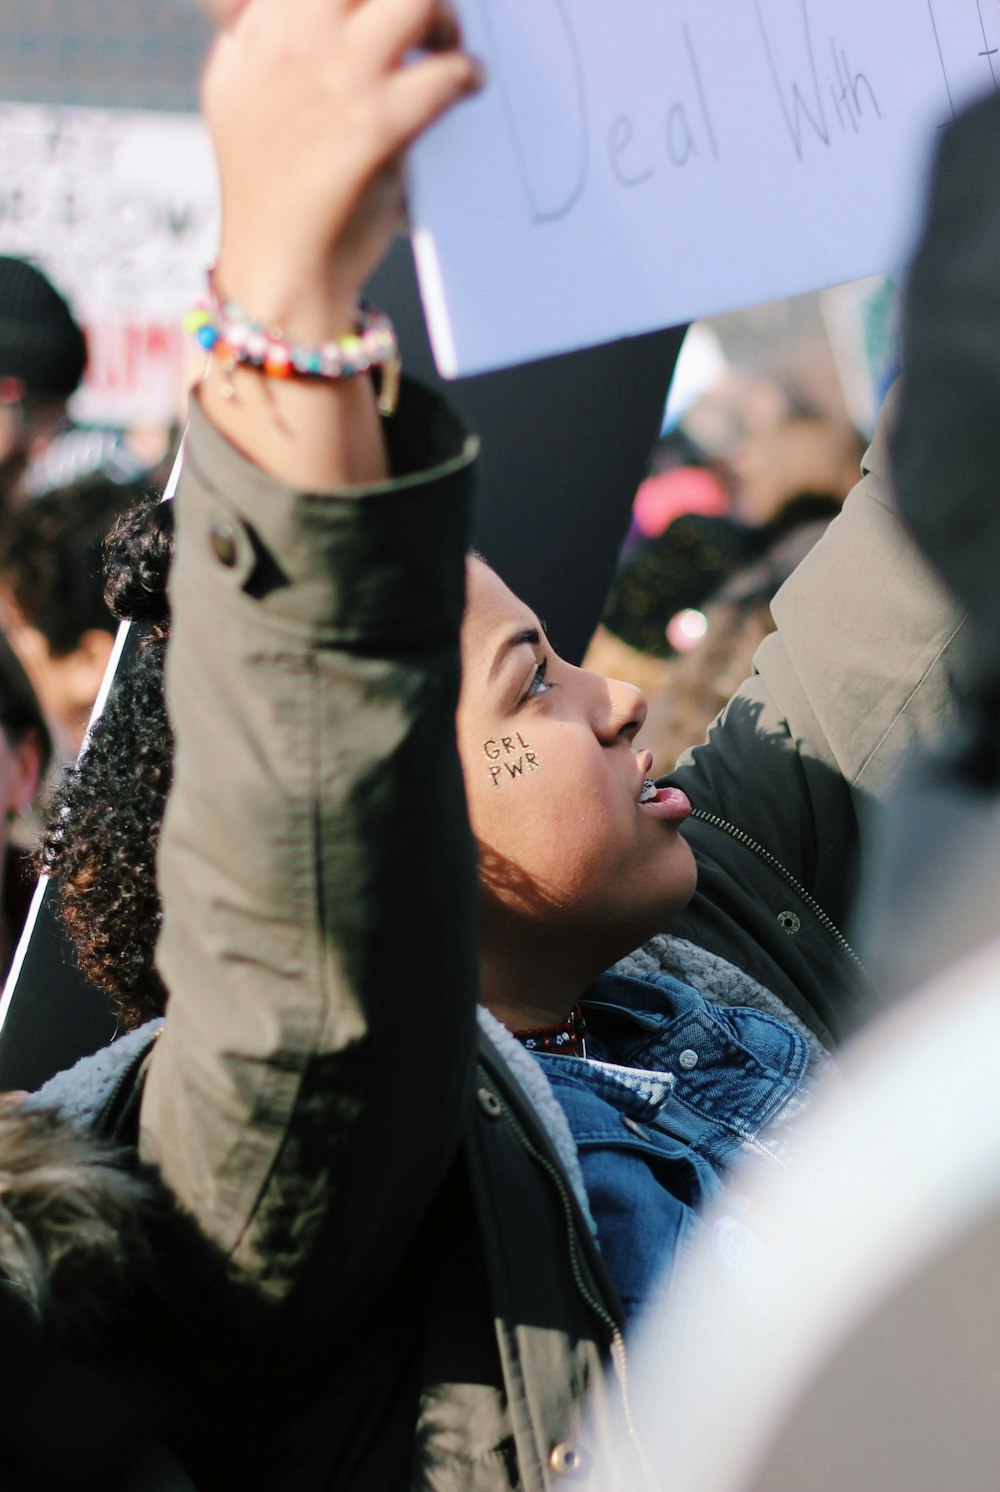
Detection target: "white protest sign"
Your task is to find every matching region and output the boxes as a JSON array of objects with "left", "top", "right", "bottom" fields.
[
  {"left": 407, "top": 0, "right": 998, "bottom": 377},
  {"left": 0, "top": 102, "right": 218, "bottom": 426}
]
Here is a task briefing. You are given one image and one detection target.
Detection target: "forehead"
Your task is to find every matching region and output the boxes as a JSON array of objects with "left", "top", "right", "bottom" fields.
[{"left": 462, "top": 558, "right": 540, "bottom": 651}]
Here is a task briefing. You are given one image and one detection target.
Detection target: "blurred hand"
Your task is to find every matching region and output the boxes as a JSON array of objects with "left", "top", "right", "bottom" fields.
[{"left": 201, "top": 0, "right": 479, "bottom": 334}]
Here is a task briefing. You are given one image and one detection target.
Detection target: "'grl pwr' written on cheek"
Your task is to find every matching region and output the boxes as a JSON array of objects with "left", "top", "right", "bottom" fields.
[{"left": 483, "top": 733, "right": 540, "bottom": 786}]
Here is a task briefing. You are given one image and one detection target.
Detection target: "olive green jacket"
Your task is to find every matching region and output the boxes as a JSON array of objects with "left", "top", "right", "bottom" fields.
[
  {"left": 126, "top": 381, "right": 959, "bottom": 1491},
  {"left": 135, "top": 384, "right": 634, "bottom": 1491}
]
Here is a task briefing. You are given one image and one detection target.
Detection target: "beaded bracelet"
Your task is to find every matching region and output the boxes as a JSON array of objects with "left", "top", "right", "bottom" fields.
[{"left": 184, "top": 272, "right": 401, "bottom": 417}]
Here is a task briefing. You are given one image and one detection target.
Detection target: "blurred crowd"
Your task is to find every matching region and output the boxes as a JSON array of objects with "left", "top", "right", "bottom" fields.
[
  {"left": 0, "top": 255, "right": 176, "bottom": 984},
  {"left": 1, "top": 18, "right": 999, "bottom": 1482}
]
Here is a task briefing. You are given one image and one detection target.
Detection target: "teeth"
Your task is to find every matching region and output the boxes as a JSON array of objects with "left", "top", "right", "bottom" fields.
[{"left": 639, "top": 779, "right": 657, "bottom": 803}]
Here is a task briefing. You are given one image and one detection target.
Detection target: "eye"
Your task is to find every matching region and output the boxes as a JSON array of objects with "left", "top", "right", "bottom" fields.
[{"left": 524, "top": 656, "right": 553, "bottom": 700}]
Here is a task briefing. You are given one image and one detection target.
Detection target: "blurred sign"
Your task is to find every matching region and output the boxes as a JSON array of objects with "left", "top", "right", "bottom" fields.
[
  {"left": 0, "top": 101, "right": 218, "bottom": 426},
  {"left": 408, "top": 0, "right": 997, "bottom": 377}
]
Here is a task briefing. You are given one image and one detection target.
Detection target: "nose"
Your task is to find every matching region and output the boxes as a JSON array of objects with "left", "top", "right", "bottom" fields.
[{"left": 584, "top": 669, "right": 648, "bottom": 746}]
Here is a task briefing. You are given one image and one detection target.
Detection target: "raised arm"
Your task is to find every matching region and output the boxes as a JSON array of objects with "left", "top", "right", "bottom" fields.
[
  {"left": 669, "top": 389, "right": 965, "bottom": 1041},
  {"left": 139, "top": 0, "right": 483, "bottom": 1312}
]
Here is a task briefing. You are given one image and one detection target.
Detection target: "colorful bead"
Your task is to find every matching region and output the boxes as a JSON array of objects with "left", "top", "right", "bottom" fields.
[
  {"left": 183, "top": 306, "right": 212, "bottom": 336},
  {"left": 184, "top": 274, "right": 401, "bottom": 414},
  {"left": 264, "top": 347, "right": 293, "bottom": 378}
]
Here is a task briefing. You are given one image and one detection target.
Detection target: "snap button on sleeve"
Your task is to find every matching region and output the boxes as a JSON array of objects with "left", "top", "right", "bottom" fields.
[
  {"left": 777, "top": 910, "right": 801, "bottom": 935},
  {"left": 477, "top": 1087, "right": 503, "bottom": 1119},
  {"left": 678, "top": 1049, "right": 699, "bottom": 1071},
  {"left": 549, "top": 1442, "right": 590, "bottom": 1478},
  {"left": 209, "top": 518, "right": 240, "bottom": 567}
]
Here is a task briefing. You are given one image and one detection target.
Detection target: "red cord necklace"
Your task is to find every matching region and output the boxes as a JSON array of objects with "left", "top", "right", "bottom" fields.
[{"left": 512, "top": 1004, "right": 588, "bottom": 1058}]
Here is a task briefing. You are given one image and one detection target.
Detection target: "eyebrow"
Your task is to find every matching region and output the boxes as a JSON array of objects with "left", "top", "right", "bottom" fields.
[{"left": 489, "top": 626, "right": 542, "bottom": 684}]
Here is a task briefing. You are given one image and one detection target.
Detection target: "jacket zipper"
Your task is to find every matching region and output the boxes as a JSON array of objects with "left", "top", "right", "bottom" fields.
[
  {"left": 498, "top": 1101, "right": 654, "bottom": 1487},
  {"left": 688, "top": 805, "right": 867, "bottom": 973}
]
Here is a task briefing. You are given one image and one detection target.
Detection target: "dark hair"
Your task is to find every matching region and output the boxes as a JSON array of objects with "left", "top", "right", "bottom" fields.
[
  {"left": 0, "top": 627, "right": 50, "bottom": 775},
  {"left": 39, "top": 498, "right": 174, "bottom": 1029},
  {"left": 0, "top": 256, "right": 86, "bottom": 400},
  {"left": 0, "top": 475, "right": 145, "bottom": 656}
]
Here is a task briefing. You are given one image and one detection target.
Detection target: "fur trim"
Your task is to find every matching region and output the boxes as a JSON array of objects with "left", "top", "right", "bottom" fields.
[
  {"left": 24, "top": 1018, "right": 164, "bottom": 1130},
  {"left": 0, "top": 1105, "right": 154, "bottom": 1341},
  {"left": 477, "top": 1006, "right": 597, "bottom": 1235},
  {"left": 615, "top": 933, "right": 833, "bottom": 1075}
]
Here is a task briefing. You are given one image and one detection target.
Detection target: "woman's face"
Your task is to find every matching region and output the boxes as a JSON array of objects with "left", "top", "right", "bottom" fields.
[{"left": 457, "top": 560, "right": 697, "bottom": 966}]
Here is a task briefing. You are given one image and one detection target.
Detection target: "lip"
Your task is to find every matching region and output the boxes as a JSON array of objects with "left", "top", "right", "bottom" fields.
[{"left": 637, "top": 784, "right": 692, "bottom": 824}]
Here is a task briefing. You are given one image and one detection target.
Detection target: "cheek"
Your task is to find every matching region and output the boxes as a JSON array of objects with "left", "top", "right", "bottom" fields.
[{"left": 463, "top": 725, "right": 543, "bottom": 815}]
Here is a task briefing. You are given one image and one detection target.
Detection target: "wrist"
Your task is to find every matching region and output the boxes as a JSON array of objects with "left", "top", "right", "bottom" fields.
[
  {"left": 188, "top": 271, "right": 400, "bottom": 417},
  {"left": 212, "top": 252, "right": 359, "bottom": 345}
]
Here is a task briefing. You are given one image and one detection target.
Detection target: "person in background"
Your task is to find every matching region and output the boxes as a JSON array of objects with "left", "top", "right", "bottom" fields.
[
  {"left": 0, "top": 474, "right": 145, "bottom": 764},
  {"left": 585, "top": 409, "right": 864, "bottom": 770},
  {"left": 0, "top": 257, "right": 87, "bottom": 515},
  {"left": 728, "top": 410, "right": 865, "bottom": 527},
  {"left": 0, "top": 628, "right": 49, "bottom": 980}
]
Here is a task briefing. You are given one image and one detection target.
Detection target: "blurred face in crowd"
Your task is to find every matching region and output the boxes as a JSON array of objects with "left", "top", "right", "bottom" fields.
[
  {"left": 0, "top": 587, "right": 113, "bottom": 763},
  {"left": 457, "top": 559, "right": 696, "bottom": 1004},
  {"left": 0, "top": 379, "right": 68, "bottom": 506},
  {"left": 0, "top": 719, "right": 41, "bottom": 828},
  {"left": 732, "top": 413, "right": 863, "bottom": 525}
]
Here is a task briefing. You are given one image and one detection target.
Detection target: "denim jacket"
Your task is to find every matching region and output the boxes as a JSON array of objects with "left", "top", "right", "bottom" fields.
[{"left": 536, "top": 970, "right": 810, "bottom": 1323}]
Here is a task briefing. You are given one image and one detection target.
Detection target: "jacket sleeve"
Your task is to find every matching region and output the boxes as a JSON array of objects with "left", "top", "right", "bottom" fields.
[
  {"left": 668, "top": 387, "right": 965, "bottom": 1039},
  {"left": 138, "top": 382, "right": 480, "bottom": 1311}
]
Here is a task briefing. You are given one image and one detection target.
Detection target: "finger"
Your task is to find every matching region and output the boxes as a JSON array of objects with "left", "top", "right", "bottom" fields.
[
  {"left": 423, "top": 1, "right": 462, "bottom": 53},
  {"left": 378, "top": 48, "right": 481, "bottom": 154},
  {"left": 350, "top": 0, "right": 460, "bottom": 71}
]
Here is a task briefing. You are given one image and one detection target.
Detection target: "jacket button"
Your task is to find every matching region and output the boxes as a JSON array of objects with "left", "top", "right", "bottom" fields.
[
  {"left": 549, "top": 1442, "right": 589, "bottom": 1478},
  {"left": 477, "top": 1087, "right": 503, "bottom": 1119},
  {"left": 209, "top": 519, "right": 239, "bottom": 567},
  {"left": 678, "top": 1048, "right": 699, "bottom": 1070},
  {"left": 777, "top": 910, "right": 801, "bottom": 935}
]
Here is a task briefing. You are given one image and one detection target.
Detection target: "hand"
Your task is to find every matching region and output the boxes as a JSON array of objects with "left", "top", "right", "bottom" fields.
[{"left": 201, "top": 0, "right": 479, "bottom": 338}]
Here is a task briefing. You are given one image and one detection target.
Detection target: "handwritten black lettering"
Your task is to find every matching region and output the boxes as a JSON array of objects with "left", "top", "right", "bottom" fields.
[
  {"left": 483, "top": 740, "right": 501, "bottom": 761},
  {"left": 666, "top": 103, "right": 698, "bottom": 167},
  {"left": 504, "top": 759, "right": 525, "bottom": 780},
  {"left": 489, "top": 765, "right": 502, "bottom": 787},
  {"left": 755, "top": 0, "right": 829, "bottom": 159},
  {"left": 834, "top": 46, "right": 882, "bottom": 127},
  {"left": 0, "top": 189, "right": 28, "bottom": 225},
  {"left": 609, "top": 114, "right": 654, "bottom": 187},
  {"left": 58, "top": 192, "right": 84, "bottom": 228},
  {"left": 925, "top": 0, "right": 957, "bottom": 124},
  {"left": 516, "top": 733, "right": 531, "bottom": 750},
  {"left": 165, "top": 203, "right": 198, "bottom": 238},
  {"left": 684, "top": 25, "right": 720, "bottom": 161},
  {"left": 483, "top": 0, "right": 589, "bottom": 223}
]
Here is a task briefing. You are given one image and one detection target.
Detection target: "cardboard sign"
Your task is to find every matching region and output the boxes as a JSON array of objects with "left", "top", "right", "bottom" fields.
[
  {"left": 0, "top": 101, "right": 218, "bottom": 425},
  {"left": 407, "top": 0, "right": 997, "bottom": 376}
]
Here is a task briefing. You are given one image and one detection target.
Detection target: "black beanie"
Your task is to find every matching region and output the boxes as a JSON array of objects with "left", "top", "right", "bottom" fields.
[{"left": 0, "top": 257, "right": 87, "bottom": 400}]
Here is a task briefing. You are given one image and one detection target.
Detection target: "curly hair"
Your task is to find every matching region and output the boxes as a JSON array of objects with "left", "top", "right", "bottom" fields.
[{"left": 38, "top": 498, "right": 174, "bottom": 1031}]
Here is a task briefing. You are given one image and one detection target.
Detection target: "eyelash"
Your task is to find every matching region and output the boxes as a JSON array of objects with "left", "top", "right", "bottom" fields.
[{"left": 524, "top": 656, "right": 553, "bottom": 700}]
